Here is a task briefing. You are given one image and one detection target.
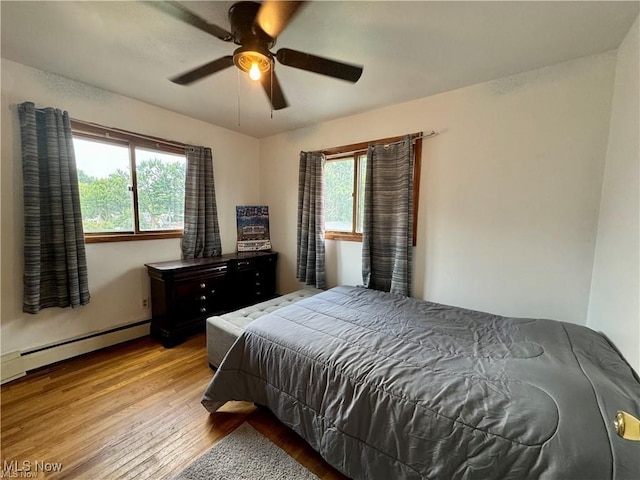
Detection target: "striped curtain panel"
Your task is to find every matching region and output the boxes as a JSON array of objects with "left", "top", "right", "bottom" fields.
[
  {"left": 181, "top": 146, "right": 222, "bottom": 259},
  {"left": 296, "top": 151, "right": 327, "bottom": 289},
  {"left": 362, "top": 135, "right": 414, "bottom": 296},
  {"left": 18, "top": 102, "right": 90, "bottom": 314}
]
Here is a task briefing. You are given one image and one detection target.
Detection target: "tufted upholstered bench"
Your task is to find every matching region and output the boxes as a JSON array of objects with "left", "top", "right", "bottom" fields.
[{"left": 206, "top": 287, "right": 322, "bottom": 368}]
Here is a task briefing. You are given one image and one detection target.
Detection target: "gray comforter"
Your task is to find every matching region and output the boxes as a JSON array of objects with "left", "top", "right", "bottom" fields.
[{"left": 202, "top": 286, "right": 640, "bottom": 479}]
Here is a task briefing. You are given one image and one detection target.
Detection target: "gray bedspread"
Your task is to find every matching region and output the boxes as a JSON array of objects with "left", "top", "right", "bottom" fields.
[{"left": 202, "top": 286, "right": 640, "bottom": 479}]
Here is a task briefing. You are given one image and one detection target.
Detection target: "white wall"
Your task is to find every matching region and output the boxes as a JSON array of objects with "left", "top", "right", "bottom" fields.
[
  {"left": 3, "top": 38, "right": 635, "bottom": 372},
  {"left": 587, "top": 16, "right": 640, "bottom": 373},
  {"left": 1, "top": 59, "right": 260, "bottom": 355},
  {"left": 260, "top": 52, "right": 616, "bottom": 326}
]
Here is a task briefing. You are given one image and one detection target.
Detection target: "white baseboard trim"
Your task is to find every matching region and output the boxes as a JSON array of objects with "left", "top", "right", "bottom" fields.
[
  {"left": 0, "top": 351, "right": 26, "bottom": 385},
  {"left": 1, "top": 321, "right": 151, "bottom": 385}
]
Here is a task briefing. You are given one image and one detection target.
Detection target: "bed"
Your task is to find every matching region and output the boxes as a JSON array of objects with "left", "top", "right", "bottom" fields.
[{"left": 202, "top": 285, "right": 640, "bottom": 479}]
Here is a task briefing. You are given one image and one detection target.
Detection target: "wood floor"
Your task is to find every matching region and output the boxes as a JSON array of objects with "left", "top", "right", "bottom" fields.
[{"left": 1, "top": 333, "right": 348, "bottom": 479}]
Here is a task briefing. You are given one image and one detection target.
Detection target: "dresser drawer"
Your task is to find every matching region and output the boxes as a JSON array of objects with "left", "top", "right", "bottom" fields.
[
  {"left": 175, "top": 274, "right": 229, "bottom": 320},
  {"left": 234, "top": 255, "right": 277, "bottom": 307}
]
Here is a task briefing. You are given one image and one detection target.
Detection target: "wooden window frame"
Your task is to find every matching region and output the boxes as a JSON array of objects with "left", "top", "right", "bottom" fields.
[
  {"left": 70, "top": 120, "right": 187, "bottom": 243},
  {"left": 322, "top": 133, "right": 422, "bottom": 245},
  {"left": 324, "top": 152, "right": 367, "bottom": 242}
]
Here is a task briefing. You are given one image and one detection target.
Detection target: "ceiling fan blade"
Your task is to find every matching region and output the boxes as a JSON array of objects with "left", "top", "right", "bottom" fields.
[
  {"left": 145, "top": 1, "right": 233, "bottom": 42},
  {"left": 256, "top": 1, "right": 306, "bottom": 38},
  {"left": 276, "top": 48, "right": 363, "bottom": 83},
  {"left": 261, "top": 70, "right": 289, "bottom": 110},
  {"left": 171, "top": 56, "right": 234, "bottom": 85}
]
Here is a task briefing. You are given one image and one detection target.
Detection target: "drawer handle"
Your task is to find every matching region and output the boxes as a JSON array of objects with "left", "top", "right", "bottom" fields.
[
  {"left": 212, "top": 266, "right": 227, "bottom": 272},
  {"left": 199, "top": 283, "right": 206, "bottom": 289},
  {"left": 238, "top": 261, "right": 250, "bottom": 267},
  {"left": 255, "top": 272, "right": 261, "bottom": 277},
  {"left": 255, "top": 282, "right": 262, "bottom": 287},
  {"left": 199, "top": 295, "right": 207, "bottom": 301},
  {"left": 200, "top": 307, "right": 207, "bottom": 313},
  {"left": 210, "top": 289, "right": 216, "bottom": 295}
]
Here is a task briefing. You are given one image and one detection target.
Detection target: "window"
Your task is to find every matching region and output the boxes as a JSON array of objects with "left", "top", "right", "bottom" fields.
[
  {"left": 323, "top": 133, "right": 422, "bottom": 243},
  {"left": 71, "top": 120, "right": 187, "bottom": 242},
  {"left": 324, "top": 152, "right": 367, "bottom": 240}
]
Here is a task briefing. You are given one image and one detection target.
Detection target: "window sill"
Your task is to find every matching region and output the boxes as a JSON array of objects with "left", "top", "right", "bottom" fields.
[
  {"left": 325, "top": 232, "right": 363, "bottom": 242},
  {"left": 84, "top": 231, "right": 183, "bottom": 243}
]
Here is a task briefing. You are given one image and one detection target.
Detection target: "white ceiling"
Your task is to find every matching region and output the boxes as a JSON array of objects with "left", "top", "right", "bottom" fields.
[{"left": 2, "top": 1, "right": 638, "bottom": 138}]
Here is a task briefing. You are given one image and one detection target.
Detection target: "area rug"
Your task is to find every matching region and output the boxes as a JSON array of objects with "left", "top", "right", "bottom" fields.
[{"left": 174, "top": 422, "right": 319, "bottom": 480}]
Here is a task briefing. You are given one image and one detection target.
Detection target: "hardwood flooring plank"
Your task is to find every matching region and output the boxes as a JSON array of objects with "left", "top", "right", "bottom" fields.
[{"left": 1, "top": 333, "right": 348, "bottom": 479}]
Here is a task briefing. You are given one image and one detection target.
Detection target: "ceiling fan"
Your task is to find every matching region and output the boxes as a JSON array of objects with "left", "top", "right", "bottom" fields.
[{"left": 147, "top": 1, "right": 364, "bottom": 110}]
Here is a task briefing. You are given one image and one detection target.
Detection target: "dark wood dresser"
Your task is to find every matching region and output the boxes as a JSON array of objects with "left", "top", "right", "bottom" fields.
[{"left": 145, "top": 251, "right": 278, "bottom": 347}]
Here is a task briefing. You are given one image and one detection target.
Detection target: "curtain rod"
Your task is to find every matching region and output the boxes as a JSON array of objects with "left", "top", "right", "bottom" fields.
[
  {"left": 69, "top": 118, "right": 188, "bottom": 150},
  {"left": 324, "top": 131, "right": 438, "bottom": 159}
]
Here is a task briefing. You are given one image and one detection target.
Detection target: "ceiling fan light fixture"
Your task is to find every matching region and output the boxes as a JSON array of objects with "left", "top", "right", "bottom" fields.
[
  {"left": 156, "top": 0, "right": 363, "bottom": 110},
  {"left": 249, "top": 63, "right": 261, "bottom": 81},
  {"left": 234, "top": 47, "right": 271, "bottom": 81}
]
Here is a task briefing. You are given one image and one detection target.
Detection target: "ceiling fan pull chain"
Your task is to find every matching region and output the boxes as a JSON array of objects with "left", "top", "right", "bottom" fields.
[
  {"left": 270, "top": 60, "right": 274, "bottom": 119},
  {"left": 237, "top": 68, "right": 241, "bottom": 126}
]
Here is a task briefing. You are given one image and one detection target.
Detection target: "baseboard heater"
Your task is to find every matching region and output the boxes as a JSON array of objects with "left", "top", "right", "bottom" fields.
[{"left": 1, "top": 320, "right": 151, "bottom": 385}]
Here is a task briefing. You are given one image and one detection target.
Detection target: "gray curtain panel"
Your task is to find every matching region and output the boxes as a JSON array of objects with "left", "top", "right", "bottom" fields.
[
  {"left": 18, "top": 101, "right": 90, "bottom": 314},
  {"left": 181, "top": 145, "right": 222, "bottom": 259},
  {"left": 362, "top": 135, "right": 414, "bottom": 296},
  {"left": 296, "top": 151, "right": 327, "bottom": 289}
]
